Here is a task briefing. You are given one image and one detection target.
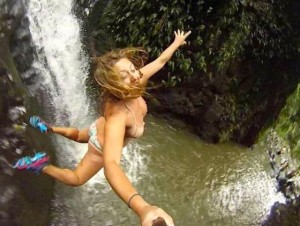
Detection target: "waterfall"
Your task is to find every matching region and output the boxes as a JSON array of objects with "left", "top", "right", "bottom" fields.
[
  {"left": 27, "top": 0, "right": 146, "bottom": 176},
  {"left": 27, "top": 0, "right": 98, "bottom": 179},
  {"left": 26, "top": 0, "right": 147, "bottom": 224},
  {"left": 27, "top": 0, "right": 92, "bottom": 126}
]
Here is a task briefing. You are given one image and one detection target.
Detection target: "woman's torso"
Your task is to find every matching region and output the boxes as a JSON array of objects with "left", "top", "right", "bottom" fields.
[
  {"left": 90, "top": 96, "right": 147, "bottom": 150},
  {"left": 123, "top": 96, "right": 147, "bottom": 139}
]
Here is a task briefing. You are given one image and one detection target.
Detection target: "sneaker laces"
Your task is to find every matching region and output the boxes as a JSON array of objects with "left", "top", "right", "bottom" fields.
[
  {"left": 14, "top": 156, "right": 32, "bottom": 170},
  {"left": 31, "top": 152, "right": 46, "bottom": 162},
  {"left": 29, "top": 116, "right": 50, "bottom": 133},
  {"left": 13, "top": 152, "right": 49, "bottom": 174}
]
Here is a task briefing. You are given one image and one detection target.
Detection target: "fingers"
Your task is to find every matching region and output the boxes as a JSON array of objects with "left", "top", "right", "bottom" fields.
[
  {"left": 150, "top": 217, "right": 174, "bottom": 226},
  {"left": 174, "top": 29, "right": 192, "bottom": 38},
  {"left": 142, "top": 220, "right": 152, "bottom": 226},
  {"left": 164, "top": 218, "right": 175, "bottom": 226},
  {"left": 156, "top": 209, "right": 174, "bottom": 226},
  {"left": 140, "top": 206, "right": 175, "bottom": 226},
  {"left": 184, "top": 30, "right": 192, "bottom": 38}
]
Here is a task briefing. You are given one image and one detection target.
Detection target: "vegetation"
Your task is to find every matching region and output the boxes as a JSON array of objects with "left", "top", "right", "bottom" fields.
[
  {"left": 100, "top": 0, "right": 297, "bottom": 86},
  {"left": 275, "top": 85, "right": 300, "bottom": 159},
  {"left": 86, "top": 0, "right": 300, "bottom": 147}
]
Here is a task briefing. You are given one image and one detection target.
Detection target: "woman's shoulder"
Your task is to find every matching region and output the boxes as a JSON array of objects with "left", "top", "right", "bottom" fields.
[{"left": 104, "top": 99, "right": 127, "bottom": 117}]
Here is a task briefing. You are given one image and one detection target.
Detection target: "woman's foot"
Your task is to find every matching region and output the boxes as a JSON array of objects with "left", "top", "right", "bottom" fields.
[
  {"left": 29, "top": 116, "right": 52, "bottom": 133},
  {"left": 14, "top": 152, "right": 49, "bottom": 174}
]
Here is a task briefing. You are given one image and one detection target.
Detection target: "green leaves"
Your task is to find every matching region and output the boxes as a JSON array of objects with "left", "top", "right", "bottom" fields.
[{"left": 101, "top": 0, "right": 296, "bottom": 86}]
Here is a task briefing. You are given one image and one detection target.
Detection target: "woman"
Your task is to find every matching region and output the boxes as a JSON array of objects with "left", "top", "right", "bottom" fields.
[{"left": 14, "top": 30, "right": 191, "bottom": 226}]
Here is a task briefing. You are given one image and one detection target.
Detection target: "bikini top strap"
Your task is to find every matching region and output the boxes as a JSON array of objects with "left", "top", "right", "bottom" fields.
[{"left": 124, "top": 103, "right": 138, "bottom": 135}]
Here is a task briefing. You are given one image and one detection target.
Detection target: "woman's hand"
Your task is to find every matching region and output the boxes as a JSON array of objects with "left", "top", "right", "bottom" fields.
[
  {"left": 139, "top": 205, "right": 174, "bottom": 226},
  {"left": 173, "top": 29, "right": 191, "bottom": 46},
  {"left": 139, "top": 29, "right": 192, "bottom": 84}
]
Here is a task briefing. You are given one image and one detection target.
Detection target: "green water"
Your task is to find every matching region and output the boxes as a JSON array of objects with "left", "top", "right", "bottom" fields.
[{"left": 49, "top": 114, "right": 284, "bottom": 226}]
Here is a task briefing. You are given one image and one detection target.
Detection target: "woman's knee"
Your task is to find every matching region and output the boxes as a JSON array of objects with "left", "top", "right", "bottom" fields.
[
  {"left": 65, "top": 170, "right": 87, "bottom": 187},
  {"left": 69, "top": 180, "right": 86, "bottom": 187},
  {"left": 68, "top": 178, "right": 87, "bottom": 187}
]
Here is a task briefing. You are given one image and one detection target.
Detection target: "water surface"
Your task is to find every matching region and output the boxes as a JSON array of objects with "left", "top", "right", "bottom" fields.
[{"left": 50, "top": 115, "right": 284, "bottom": 226}]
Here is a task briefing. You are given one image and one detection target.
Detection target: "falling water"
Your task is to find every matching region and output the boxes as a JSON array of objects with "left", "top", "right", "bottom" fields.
[
  {"left": 27, "top": 0, "right": 91, "bottom": 126},
  {"left": 26, "top": 0, "right": 146, "bottom": 224},
  {"left": 27, "top": 0, "right": 96, "bottom": 186}
]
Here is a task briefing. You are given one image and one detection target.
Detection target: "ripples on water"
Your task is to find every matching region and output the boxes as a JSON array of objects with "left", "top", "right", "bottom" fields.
[
  {"left": 137, "top": 115, "right": 285, "bottom": 226},
  {"left": 48, "top": 115, "right": 285, "bottom": 226}
]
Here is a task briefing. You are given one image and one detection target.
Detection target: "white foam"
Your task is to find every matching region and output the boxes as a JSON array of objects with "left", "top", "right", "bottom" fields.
[{"left": 27, "top": 0, "right": 147, "bottom": 188}]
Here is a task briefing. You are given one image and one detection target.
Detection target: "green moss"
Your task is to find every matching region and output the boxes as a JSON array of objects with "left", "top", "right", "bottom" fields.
[{"left": 272, "top": 84, "right": 300, "bottom": 160}]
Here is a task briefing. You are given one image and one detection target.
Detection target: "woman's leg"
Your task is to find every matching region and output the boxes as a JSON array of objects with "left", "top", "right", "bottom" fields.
[
  {"left": 42, "top": 146, "right": 103, "bottom": 186},
  {"left": 29, "top": 115, "right": 90, "bottom": 142},
  {"left": 51, "top": 127, "right": 90, "bottom": 143}
]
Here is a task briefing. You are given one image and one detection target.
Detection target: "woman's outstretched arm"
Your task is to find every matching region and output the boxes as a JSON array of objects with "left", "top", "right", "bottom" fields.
[
  {"left": 139, "top": 30, "right": 191, "bottom": 86},
  {"left": 102, "top": 108, "right": 174, "bottom": 226}
]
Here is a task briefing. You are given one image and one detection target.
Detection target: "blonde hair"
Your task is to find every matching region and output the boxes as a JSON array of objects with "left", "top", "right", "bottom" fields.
[{"left": 93, "top": 47, "right": 148, "bottom": 100}]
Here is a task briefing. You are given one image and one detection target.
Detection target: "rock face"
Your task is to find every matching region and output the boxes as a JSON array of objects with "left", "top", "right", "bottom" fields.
[
  {"left": 147, "top": 59, "right": 298, "bottom": 146},
  {"left": 0, "top": 0, "right": 53, "bottom": 225},
  {"left": 262, "top": 198, "right": 300, "bottom": 226},
  {"left": 265, "top": 130, "right": 300, "bottom": 200}
]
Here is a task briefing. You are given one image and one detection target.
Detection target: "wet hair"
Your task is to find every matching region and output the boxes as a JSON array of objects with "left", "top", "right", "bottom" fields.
[{"left": 93, "top": 47, "right": 148, "bottom": 100}]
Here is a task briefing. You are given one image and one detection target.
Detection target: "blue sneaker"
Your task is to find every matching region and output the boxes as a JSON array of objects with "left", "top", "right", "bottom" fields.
[
  {"left": 30, "top": 152, "right": 47, "bottom": 161},
  {"left": 14, "top": 152, "right": 50, "bottom": 174},
  {"left": 29, "top": 116, "right": 52, "bottom": 134},
  {"left": 13, "top": 156, "right": 32, "bottom": 170}
]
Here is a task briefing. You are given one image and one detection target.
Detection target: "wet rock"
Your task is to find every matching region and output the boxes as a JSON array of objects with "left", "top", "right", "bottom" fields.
[
  {"left": 0, "top": 157, "right": 14, "bottom": 176},
  {"left": 265, "top": 129, "right": 300, "bottom": 200},
  {"left": 286, "top": 169, "right": 297, "bottom": 179},
  {"left": 0, "top": 1, "right": 54, "bottom": 225},
  {"left": 262, "top": 198, "right": 300, "bottom": 226},
  {"left": 8, "top": 105, "right": 26, "bottom": 122},
  {"left": 203, "top": 101, "right": 223, "bottom": 123},
  {"left": 19, "top": 68, "right": 38, "bottom": 85}
]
